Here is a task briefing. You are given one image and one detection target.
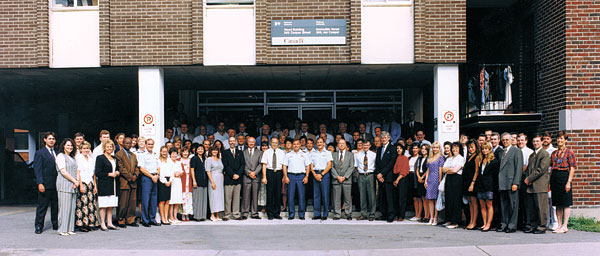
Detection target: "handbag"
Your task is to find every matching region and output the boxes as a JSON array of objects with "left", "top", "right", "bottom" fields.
[
  {"left": 436, "top": 190, "right": 445, "bottom": 211},
  {"left": 438, "top": 174, "right": 446, "bottom": 192}
]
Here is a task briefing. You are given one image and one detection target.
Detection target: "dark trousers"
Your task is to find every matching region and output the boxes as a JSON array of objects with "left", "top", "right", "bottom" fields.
[
  {"left": 517, "top": 185, "right": 527, "bottom": 229},
  {"left": 140, "top": 176, "right": 158, "bottom": 224},
  {"left": 378, "top": 181, "right": 396, "bottom": 220},
  {"left": 266, "top": 169, "right": 283, "bottom": 218},
  {"left": 492, "top": 190, "right": 502, "bottom": 228},
  {"left": 118, "top": 188, "right": 137, "bottom": 224},
  {"left": 288, "top": 173, "right": 306, "bottom": 218},
  {"left": 313, "top": 171, "right": 330, "bottom": 217},
  {"left": 500, "top": 189, "right": 519, "bottom": 230},
  {"left": 35, "top": 189, "right": 58, "bottom": 229},
  {"left": 525, "top": 192, "right": 549, "bottom": 230},
  {"left": 396, "top": 177, "right": 409, "bottom": 219}
]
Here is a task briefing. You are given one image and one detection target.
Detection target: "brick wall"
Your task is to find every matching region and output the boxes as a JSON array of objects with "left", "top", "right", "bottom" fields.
[
  {"left": 563, "top": 1, "right": 600, "bottom": 207},
  {"left": 100, "top": 0, "right": 110, "bottom": 65},
  {"left": 107, "top": 0, "right": 194, "bottom": 66},
  {"left": 256, "top": 0, "right": 356, "bottom": 65},
  {"left": 414, "top": 0, "right": 467, "bottom": 63},
  {"left": 0, "top": 0, "right": 48, "bottom": 68}
]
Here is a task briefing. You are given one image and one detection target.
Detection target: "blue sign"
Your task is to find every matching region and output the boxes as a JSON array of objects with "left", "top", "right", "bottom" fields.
[{"left": 271, "top": 19, "right": 347, "bottom": 45}]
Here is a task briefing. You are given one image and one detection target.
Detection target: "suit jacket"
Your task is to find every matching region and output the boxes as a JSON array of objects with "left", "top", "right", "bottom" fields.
[
  {"left": 476, "top": 158, "right": 499, "bottom": 193},
  {"left": 243, "top": 147, "right": 263, "bottom": 183},
  {"left": 33, "top": 147, "right": 58, "bottom": 190},
  {"left": 222, "top": 148, "right": 245, "bottom": 186},
  {"left": 493, "top": 146, "right": 504, "bottom": 162},
  {"left": 95, "top": 154, "right": 120, "bottom": 196},
  {"left": 498, "top": 146, "right": 524, "bottom": 191},
  {"left": 525, "top": 149, "right": 550, "bottom": 193},
  {"left": 376, "top": 143, "right": 398, "bottom": 183},
  {"left": 115, "top": 150, "right": 139, "bottom": 189},
  {"left": 402, "top": 121, "right": 424, "bottom": 140},
  {"left": 360, "top": 133, "right": 374, "bottom": 144},
  {"left": 294, "top": 132, "right": 316, "bottom": 142},
  {"left": 331, "top": 150, "right": 354, "bottom": 184}
]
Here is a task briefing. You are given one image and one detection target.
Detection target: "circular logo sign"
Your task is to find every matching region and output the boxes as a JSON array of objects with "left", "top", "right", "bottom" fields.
[
  {"left": 443, "top": 111, "right": 454, "bottom": 122},
  {"left": 143, "top": 114, "right": 154, "bottom": 125}
]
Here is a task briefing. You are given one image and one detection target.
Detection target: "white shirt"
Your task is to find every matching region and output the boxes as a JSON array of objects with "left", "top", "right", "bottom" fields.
[
  {"left": 311, "top": 149, "right": 333, "bottom": 170},
  {"left": 520, "top": 146, "right": 534, "bottom": 166},
  {"left": 417, "top": 139, "right": 432, "bottom": 146},
  {"left": 159, "top": 160, "right": 176, "bottom": 183},
  {"left": 261, "top": 148, "right": 286, "bottom": 171},
  {"left": 545, "top": 145, "right": 556, "bottom": 155},
  {"left": 354, "top": 150, "right": 376, "bottom": 173},
  {"left": 192, "top": 135, "right": 206, "bottom": 145},
  {"left": 317, "top": 133, "right": 334, "bottom": 145},
  {"left": 408, "top": 156, "right": 418, "bottom": 173},
  {"left": 139, "top": 150, "right": 159, "bottom": 174},
  {"left": 283, "top": 151, "right": 311, "bottom": 174},
  {"left": 342, "top": 133, "right": 354, "bottom": 144},
  {"left": 443, "top": 155, "right": 465, "bottom": 175},
  {"left": 213, "top": 132, "right": 229, "bottom": 146},
  {"left": 91, "top": 145, "right": 103, "bottom": 166},
  {"left": 76, "top": 154, "right": 95, "bottom": 184}
]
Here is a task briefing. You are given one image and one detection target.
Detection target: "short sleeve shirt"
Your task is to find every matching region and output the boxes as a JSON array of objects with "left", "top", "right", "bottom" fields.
[
  {"left": 311, "top": 149, "right": 333, "bottom": 170},
  {"left": 551, "top": 148, "right": 576, "bottom": 171},
  {"left": 283, "top": 151, "right": 311, "bottom": 174},
  {"left": 139, "top": 151, "right": 159, "bottom": 174},
  {"left": 261, "top": 148, "right": 286, "bottom": 171}
]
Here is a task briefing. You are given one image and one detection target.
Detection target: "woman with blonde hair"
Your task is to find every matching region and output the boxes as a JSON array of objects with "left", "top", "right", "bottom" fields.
[
  {"left": 474, "top": 142, "right": 498, "bottom": 231},
  {"left": 95, "top": 139, "right": 120, "bottom": 231},
  {"left": 75, "top": 141, "right": 99, "bottom": 232},
  {"left": 157, "top": 146, "right": 172, "bottom": 225},
  {"left": 424, "top": 141, "right": 445, "bottom": 225}
]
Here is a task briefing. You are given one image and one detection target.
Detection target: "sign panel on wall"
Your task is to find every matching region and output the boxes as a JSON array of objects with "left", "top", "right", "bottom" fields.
[
  {"left": 141, "top": 114, "right": 156, "bottom": 137},
  {"left": 441, "top": 110, "right": 457, "bottom": 133},
  {"left": 271, "top": 19, "right": 346, "bottom": 45}
]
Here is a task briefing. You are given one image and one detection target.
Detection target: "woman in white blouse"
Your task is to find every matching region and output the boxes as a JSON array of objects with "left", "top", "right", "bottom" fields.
[
  {"left": 441, "top": 142, "right": 465, "bottom": 229},
  {"left": 168, "top": 148, "right": 183, "bottom": 223},
  {"left": 75, "top": 141, "right": 99, "bottom": 232}
]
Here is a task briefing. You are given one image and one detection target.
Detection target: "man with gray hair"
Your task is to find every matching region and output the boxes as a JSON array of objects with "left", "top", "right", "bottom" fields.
[
  {"left": 375, "top": 131, "right": 398, "bottom": 222},
  {"left": 497, "top": 132, "right": 524, "bottom": 233}
]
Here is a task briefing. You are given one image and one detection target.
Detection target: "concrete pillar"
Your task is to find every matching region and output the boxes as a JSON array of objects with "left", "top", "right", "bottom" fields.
[
  {"left": 433, "top": 65, "right": 460, "bottom": 144},
  {"left": 139, "top": 67, "right": 165, "bottom": 147}
]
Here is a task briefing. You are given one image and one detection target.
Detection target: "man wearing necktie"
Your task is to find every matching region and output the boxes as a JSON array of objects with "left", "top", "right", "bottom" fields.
[
  {"left": 242, "top": 137, "right": 263, "bottom": 219},
  {"left": 223, "top": 137, "right": 245, "bottom": 220},
  {"left": 355, "top": 140, "right": 377, "bottom": 221},
  {"left": 261, "top": 137, "right": 286, "bottom": 220},
  {"left": 375, "top": 132, "right": 398, "bottom": 223},
  {"left": 497, "top": 133, "right": 524, "bottom": 233},
  {"left": 115, "top": 137, "right": 139, "bottom": 227},
  {"left": 34, "top": 132, "right": 59, "bottom": 234},
  {"left": 331, "top": 139, "right": 354, "bottom": 220}
]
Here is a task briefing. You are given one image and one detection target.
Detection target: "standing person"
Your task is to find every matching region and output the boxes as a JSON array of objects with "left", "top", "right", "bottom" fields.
[
  {"left": 463, "top": 140, "right": 480, "bottom": 230},
  {"left": 242, "top": 137, "right": 263, "bottom": 219},
  {"left": 114, "top": 133, "right": 125, "bottom": 153},
  {"left": 517, "top": 133, "right": 534, "bottom": 231},
  {"left": 358, "top": 123, "right": 374, "bottom": 144},
  {"left": 222, "top": 137, "right": 245, "bottom": 221},
  {"left": 424, "top": 142, "right": 445, "bottom": 225},
  {"left": 75, "top": 141, "right": 100, "bottom": 232},
  {"left": 497, "top": 132, "right": 524, "bottom": 233},
  {"left": 95, "top": 140, "right": 120, "bottom": 231},
  {"left": 355, "top": 140, "right": 377, "bottom": 221},
  {"left": 443, "top": 142, "right": 452, "bottom": 159},
  {"left": 214, "top": 122, "right": 229, "bottom": 145},
  {"left": 331, "top": 139, "right": 354, "bottom": 220},
  {"left": 441, "top": 142, "right": 465, "bottom": 229},
  {"left": 258, "top": 141, "right": 270, "bottom": 211},
  {"left": 392, "top": 144, "right": 410, "bottom": 222},
  {"left": 34, "top": 132, "right": 59, "bottom": 234},
  {"left": 475, "top": 143, "right": 499, "bottom": 232},
  {"left": 138, "top": 139, "right": 160, "bottom": 227},
  {"left": 179, "top": 147, "right": 194, "bottom": 221},
  {"left": 74, "top": 132, "right": 85, "bottom": 155},
  {"left": 401, "top": 111, "right": 423, "bottom": 140},
  {"left": 294, "top": 121, "right": 316, "bottom": 142},
  {"left": 164, "top": 128, "right": 175, "bottom": 144},
  {"left": 55, "top": 139, "right": 79, "bottom": 236},
  {"left": 407, "top": 143, "right": 421, "bottom": 221},
  {"left": 282, "top": 140, "right": 311, "bottom": 220},
  {"left": 190, "top": 145, "right": 208, "bottom": 221},
  {"left": 490, "top": 132, "right": 504, "bottom": 230},
  {"left": 92, "top": 130, "right": 111, "bottom": 165},
  {"left": 339, "top": 122, "right": 354, "bottom": 144},
  {"left": 550, "top": 131, "right": 576, "bottom": 234},
  {"left": 311, "top": 137, "right": 333, "bottom": 220},
  {"left": 168, "top": 148, "right": 183, "bottom": 224},
  {"left": 542, "top": 131, "right": 558, "bottom": 230},
  {"left": 206, "top": 146, "right": 225, "bottom": 221},
  {"left": 157, "top": 146, "right": 172, "bottom": 225},
  {"left": 178, "top": 122, "right": 194, "bottom": 141},
  {"left": 261, "top": 137, "right": 286, "bottom": 220},
  {"left": 193, "top": 125, "right": 207, "bottom": 145},
  {"left": 115, "top": 137, "right": 139, "bottom": 228},
  {"left": 523, "top": 134, "right": 550, "bottom": 234},
  {"left": 375, "top": 132, "right": 398, "bottom": 223},
  {"left": 415, "top": 144, "right": 430, "bottom": 222}
]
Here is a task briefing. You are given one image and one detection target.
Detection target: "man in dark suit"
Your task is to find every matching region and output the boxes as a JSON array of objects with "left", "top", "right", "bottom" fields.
[
  {"left": 358, "top": 123, "right": 374, "bottom": 144},
  {"left": 497, "top": 132, "right": 524, "bottom": 233},
  {"left": 115, "top": 137, "right": 139, "bottom": 227},
  {"left": 33, "top": 132, "right": 59, "bottom": 234},
  {"left": 401, "top": 111, "right": 424, "bottom": 141},
  {"left": 523, "top": 134, "right": 551, "bottom": 234},
  {"left": 294, "top": 121, "right": 316, "bottom": 142},
  {"left": 223, "top": 137, "right": 245, "bottom": 220},
  {"left": 242, "top": 137, "right": 262, "bottom": 219},
  {"left": 375, "top": 131, "right": 398, "bottom": 223},
  {"left": 490, "top": 132, "right": 504, "bottom": 229}
]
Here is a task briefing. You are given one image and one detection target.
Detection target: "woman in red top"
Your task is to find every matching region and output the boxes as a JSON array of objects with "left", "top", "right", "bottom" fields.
[
  {"left": 550, "top": 131, "right": 577, "bottom": 234},
  {"left": 393, "top": 144, "right": 410, "bottom": 221}
]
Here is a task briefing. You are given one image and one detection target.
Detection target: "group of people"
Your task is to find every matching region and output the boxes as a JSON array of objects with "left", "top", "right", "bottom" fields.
[{"left": 33, "top": 112, "right": 576, "bottom": 236}]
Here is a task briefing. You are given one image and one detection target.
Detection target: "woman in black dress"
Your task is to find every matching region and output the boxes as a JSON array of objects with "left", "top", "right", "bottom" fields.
[
  {"left": 94, "top": 140, "right": 120, "bottom": 231},
  {"left": 475, "top": 143, "right": 499, "bottom": 232},
  {"left": 415, "top": 144, "right": 429, "bottom": 222},
  {"left": 441, "top": 142, "right": 465, "bottom": 229},
  {"left": 463, "top": 140, "right": 479, "bottom": 230},
  {"left": 550, "top": 131, "right": 577, "bottom": 234}
]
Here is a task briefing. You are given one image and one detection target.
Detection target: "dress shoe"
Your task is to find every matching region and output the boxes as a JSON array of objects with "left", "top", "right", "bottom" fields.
[
  {"left": 67, "top": 231, "right": 76, "bottom": 235},
  {"left": 117, "top": 223, "right": 127, "bottom": 228},
  {"left": 347, "top": 216, "right": 353, "bottom": 221},
  {"left": 505, "top": 229, "right": 516, "bottom": 233},
  {"left": 496, "top": 227, "right": 506, "bottom": 232},
  {"left": 35, "top": 228, "right": 42, "bottom": 234},
  {"left": 312, "top": 216, "right": 321, "bottom": 220},
  {"left": 523, "top": 228, "right": 534, "bottom": 233},
  {"left": 376, "top": 217, "right": 386, "bottom": 221},
  {"left": 357, "top": 216, "right": 366, "bottom": 221},
  {"left": 396, "top": 218, "right": 404, "bottom": 222},
  {"left": 53, "top": 226, "right": 58, "bottom": 230},
  {"left": 533, "top": 229, "right": 546, "bottom": 234},
  {"left": 107, "top": 226, "right": 120, "bottom": 230},
  {"left": 251, "top": 216, "right": 261, "bottom": 219},
  {"left": 299, "top": 217, "right": 305, "bottom": 220},
  {"left": 481, "top": 228, "right": 490, "bottom": 232},
  {"left": 333, "top": 217, "right": 340, "bottom": 220},
  {"left": 321, "top": 216, "right": 327, "bottom": 220},
  {"left": 127, "top": 223, "right": 139, "bottom": 227},
  {"left": 151, "top": 222, "right": 161, "bottom": 226},
  {"left": 387, "top": 218, "right": 394, "bottom": 223},
  {"left": 222, "top": 218, "right": 229, "bottom": 221},
  {"left": 141, "top": 222, "right": 151, "bottom": 227},
  {"left": 161, "top": 222, "right": 171, "bottom": 225},
  {"left": 274, "top": 216, "right": 282, "bottom": 220},
  {"left": 369, "top": 217, "right": 375, "bottom": 221},
  {"left": 268, "top": 216, "right": 274, "bottom": 220},
  {"left": 241, "top": 216, "right": 248, "bottom": 220},
  {"left": 288, "top": 217, "right": 294, "bottom": 220}
]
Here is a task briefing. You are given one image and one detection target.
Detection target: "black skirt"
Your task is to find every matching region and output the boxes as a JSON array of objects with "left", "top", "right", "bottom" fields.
[
  {"left": 158, "top": 180, "right": 171, "bottom": 202},
  {"left": 551, "top": 170, "right": 572, "bottom": 207},
  {"left": 445, "top": 173, "right": 463, "bottom": 224},
  {"left": 462, "top": 158, "right": 477, "bottom": 197},
  {"left": 414, "top": 176, "right": 427, "bottom": 197}
]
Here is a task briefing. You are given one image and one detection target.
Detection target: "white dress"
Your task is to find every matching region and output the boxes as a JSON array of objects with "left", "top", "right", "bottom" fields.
[{"left": 169, "top": 159, "right": 184, "bottom": 204}]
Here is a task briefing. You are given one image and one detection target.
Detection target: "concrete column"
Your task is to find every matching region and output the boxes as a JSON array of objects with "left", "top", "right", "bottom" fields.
[
  {"left": 433, "top": 65, "right": 460, "bottom": 144},
  {"left": 139, "top": 67, "right": 165, "bottom": 147}
]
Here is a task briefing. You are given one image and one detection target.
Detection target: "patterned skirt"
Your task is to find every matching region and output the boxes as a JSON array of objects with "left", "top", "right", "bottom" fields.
[
  {"left": 75, "top": 182, "right": 99, "bottom": 229},
  {"left": 181, "top": 192, "right": 193, "bottom": 215}
]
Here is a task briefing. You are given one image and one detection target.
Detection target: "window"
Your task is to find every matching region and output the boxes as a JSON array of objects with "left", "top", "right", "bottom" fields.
[
  {"left": 14, "top": 132, "right": 29, "bottom": 151},
  {"left": 206, "top": 0, "right": 254, "bottom": 5},
  {"left": 53, "top": 0, "right": 97, "bottom": 8}
]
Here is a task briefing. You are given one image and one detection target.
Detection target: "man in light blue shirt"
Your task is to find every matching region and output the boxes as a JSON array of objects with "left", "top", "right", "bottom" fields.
[
  {"left": 138, "top": 138, "right": 160, "bottom": 227},
  {"left": 311, "top": 137, "right": 333, "bottom": 220},
  {"left": 282, "top": 140, "right": 311, "bottom": 220}
]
